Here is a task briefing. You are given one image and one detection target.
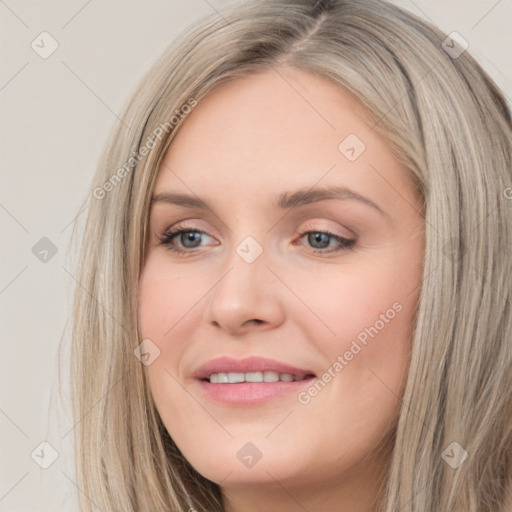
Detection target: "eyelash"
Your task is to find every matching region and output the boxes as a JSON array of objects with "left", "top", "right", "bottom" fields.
[{"left": 157, "top": 223, "right": 356, "bottom": 256}]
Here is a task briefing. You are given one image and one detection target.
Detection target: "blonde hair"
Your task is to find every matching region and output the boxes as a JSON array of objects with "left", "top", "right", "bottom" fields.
[{"left": 69, "top": 0, "right": 512, "bottom": 510}]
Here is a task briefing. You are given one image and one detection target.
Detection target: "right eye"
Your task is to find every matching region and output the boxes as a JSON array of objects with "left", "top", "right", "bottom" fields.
[{"left": 158, "top": 225, "right": 215, "bottom": 255}]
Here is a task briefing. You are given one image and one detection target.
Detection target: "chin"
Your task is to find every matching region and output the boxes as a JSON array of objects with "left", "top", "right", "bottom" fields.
[{"left": 177, "top": 437, "right": 332, "bottom": 490}]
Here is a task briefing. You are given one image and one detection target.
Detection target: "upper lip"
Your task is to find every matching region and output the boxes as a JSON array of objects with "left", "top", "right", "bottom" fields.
[{"left": 193, "top": 356, "right": 316, "bottom": 380}]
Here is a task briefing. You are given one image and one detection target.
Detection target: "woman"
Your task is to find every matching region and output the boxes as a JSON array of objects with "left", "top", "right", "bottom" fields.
[{"left": 70, "top": 0, "right": 512, "bottom": 510}]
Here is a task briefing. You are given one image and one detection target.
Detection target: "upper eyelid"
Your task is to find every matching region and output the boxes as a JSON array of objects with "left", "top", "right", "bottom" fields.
[
  {"left": 158, "top": 214, "right": 357, "bottom": 234},
  {"left": 159, "top": 221, "right": 351, "bottom": 234}
]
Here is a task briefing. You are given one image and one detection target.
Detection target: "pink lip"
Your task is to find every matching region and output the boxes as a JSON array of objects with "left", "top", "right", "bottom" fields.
[{"left": 192, "top": 356, "right": 316, "bottom": 406}]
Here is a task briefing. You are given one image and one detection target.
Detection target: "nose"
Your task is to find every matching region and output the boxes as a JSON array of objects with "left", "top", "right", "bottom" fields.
[{"left": 203, "top": 240, "right": 285, "bottom": 336}]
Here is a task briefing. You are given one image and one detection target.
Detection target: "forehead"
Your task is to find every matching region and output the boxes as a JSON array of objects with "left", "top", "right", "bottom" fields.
[
  {"left": 153, "top": 67, "right": 415, "bottom": 211},
  {"left": 163, "top": 67, "right": 370, "bottom": 167}
]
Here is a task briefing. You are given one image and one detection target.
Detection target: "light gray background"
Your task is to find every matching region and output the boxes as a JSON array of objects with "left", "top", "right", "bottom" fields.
[{"left": 1, "top": 1, "right": 510, "bottom": 510}]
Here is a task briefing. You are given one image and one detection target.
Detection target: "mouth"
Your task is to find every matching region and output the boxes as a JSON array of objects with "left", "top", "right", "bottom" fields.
[
  {"left": 202, "top": 371, "right": 316, "bottom": 384},
  {"left": 193, "top": 355, "right": 316, "bottom": 382},
  {"left": 193, "top": 356, "right": 317, "bottom": 406}
]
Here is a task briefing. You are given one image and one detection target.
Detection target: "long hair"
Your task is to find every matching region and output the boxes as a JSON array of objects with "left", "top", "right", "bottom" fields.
[{"left": 69, "top": 0, "right": 512, "bottom": 510}]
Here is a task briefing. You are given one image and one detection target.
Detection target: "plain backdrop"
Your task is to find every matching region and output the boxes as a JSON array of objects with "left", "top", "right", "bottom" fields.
[{"left": 1, "top": 1, "right": 510, "bottom": 510}]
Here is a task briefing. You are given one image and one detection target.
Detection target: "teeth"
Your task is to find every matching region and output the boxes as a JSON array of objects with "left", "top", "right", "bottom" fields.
[{"left": 208, "top": 371, "right": 308, "bottom": 383}]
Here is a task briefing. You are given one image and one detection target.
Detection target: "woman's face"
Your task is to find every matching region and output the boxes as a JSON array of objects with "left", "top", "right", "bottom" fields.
[{"left": 138, "top": 66, "right": 424, "bottom": 509}]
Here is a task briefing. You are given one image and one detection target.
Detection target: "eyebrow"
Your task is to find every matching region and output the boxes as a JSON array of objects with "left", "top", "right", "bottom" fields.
[{"left": 151, "top": 186, "right": 387, "bottom": 216}]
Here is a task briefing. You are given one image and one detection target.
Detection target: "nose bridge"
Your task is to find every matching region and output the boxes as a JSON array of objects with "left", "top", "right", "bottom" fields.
[
  {"left": 204, "top": 231, "right": 284, "bottom": 332},
  {"left": 214, "top": 233, "right": 268, "bottom": 304}
]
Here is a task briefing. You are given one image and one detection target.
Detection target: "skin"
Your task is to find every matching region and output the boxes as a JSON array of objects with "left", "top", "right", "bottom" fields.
[{"left": 137, "top": 66, "right": 425, "bottom": 512}]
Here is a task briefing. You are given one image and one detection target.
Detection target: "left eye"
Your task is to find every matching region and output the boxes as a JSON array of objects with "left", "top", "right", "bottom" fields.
[
  {"left": 298, "top": 231, "right": 356, "bottom": 252},
  {"left": 157, "top": 226, "right": 356, "bottom": 255}
]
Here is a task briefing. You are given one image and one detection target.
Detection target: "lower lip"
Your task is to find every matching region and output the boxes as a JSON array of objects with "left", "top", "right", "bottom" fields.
[{"left": 195, "top": 377, "right": 316, "bottom": 406}]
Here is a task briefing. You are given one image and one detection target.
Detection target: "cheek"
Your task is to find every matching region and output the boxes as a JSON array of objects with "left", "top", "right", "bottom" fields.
[
  {"left": 295, "top": 260, "right": 418, "bottom": 345},
  {"left": 287, "top": 266, "right": 417, "bottom": 467},
  {"left": 292, "top": 255, "right": 420, "bottom": 404},
  {"left": 138, "top": 257, "right": 204, "bottom": 340},
  {"left": 137, "top": 256, "right": 212, "bottom": 408}
]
